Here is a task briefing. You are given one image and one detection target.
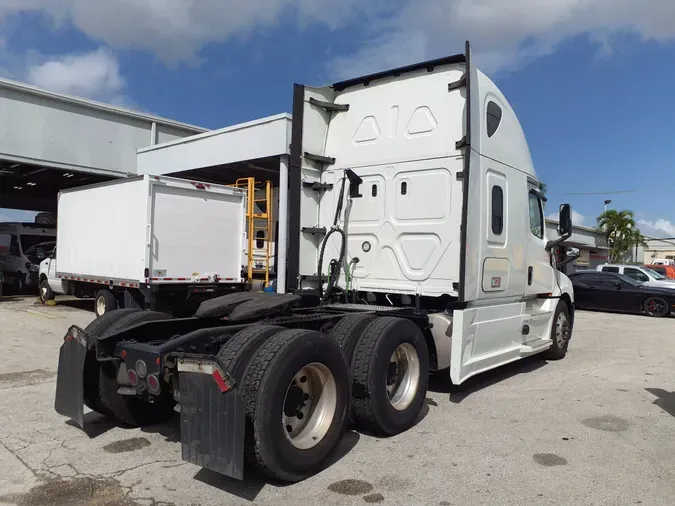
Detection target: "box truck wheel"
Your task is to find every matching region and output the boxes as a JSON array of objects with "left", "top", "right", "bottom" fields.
[
  {"left": 544, "top": 300, "right": 571, "bottom": 360},
  {"left": 328, "top": 313, "right": 377, "bottom": 365},
  {"left": 39, "top": 279, "right": 55, "bottom": 303},
  {"left": 351, "top": 317, "right": 429, "bottom": 437},
  {"left": 97, "top": 310, "right": 175, "bottom": 426},
  {"left": 95, "top": 290, "right": 117, "bottom": 317},
  {"left": 241, "top": 328, "right": 350, "bottom": 482}
]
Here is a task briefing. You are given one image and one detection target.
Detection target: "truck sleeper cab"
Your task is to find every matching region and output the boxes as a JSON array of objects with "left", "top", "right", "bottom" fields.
[{"left": 54, "top": 41, "right": 576, "bottom": 484}]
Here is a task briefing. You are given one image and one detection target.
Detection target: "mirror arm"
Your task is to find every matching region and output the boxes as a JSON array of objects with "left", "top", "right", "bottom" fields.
[
  {"left": 545, "top": 231, "right": 572, "bottom": 252},
  {"left": 557, "top": 256, "right": 576, "bottom": 267}
]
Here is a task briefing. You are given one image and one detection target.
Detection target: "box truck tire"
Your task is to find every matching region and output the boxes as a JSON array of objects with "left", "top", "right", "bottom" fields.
[
  {"left": 97, "top": 311, "right": 175, "bottom": 426},
  {"left": 544, "top": 300, "right": 571, "bottom": 360},
  {"left": 39, "top": 279, "right": 55, "bottom": 303},
  {"left": 241, "top": 329, "right": 350, "bottom": 482},
  {"left": 95, "top": 290, "right": 117, "bottom": 318},
  {"left": 351, "top": 317, "right": 429, "bottom": 437}
]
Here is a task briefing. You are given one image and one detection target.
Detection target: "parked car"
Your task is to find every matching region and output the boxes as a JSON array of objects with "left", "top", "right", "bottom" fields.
[
  {"left": 596, "top": 264, "right": 675, "bottom": 289},
  {"left": 645, "top": 264, "right": 675, "bottom": 280},
  {"left": 0, "top": 223, "right": 56, "bottom": 293},
  {"left": 570, "top": 271, "right": 675, "bottom": 317}
]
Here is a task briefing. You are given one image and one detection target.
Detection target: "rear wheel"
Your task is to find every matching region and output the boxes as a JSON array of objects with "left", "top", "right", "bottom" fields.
[
  {"left": 39, "top": 279, "right": 55, "bottom": 303},
  {"left": 82, "top": 309, "right": 145, "bottom": 415},
  {"left": 644, "top": 296, "right": 669, "bottom": 318},
  {"left": 95, "top": 290, "right": 117, "bottom": 317},
  {"left": 328, "top": 313, "right": 377, "bottom": 365},
  {"left": 351, "top": 317, "right": 429, "bottom": 437},
  {"left": 216, "top": 325, "right": 284, "bottom": 379},
  {"left": 241, "top": 329, "right": 350, "bottom": 482},
  {"left": 95, "top": 310, "right": 175, "bottom": 426}
]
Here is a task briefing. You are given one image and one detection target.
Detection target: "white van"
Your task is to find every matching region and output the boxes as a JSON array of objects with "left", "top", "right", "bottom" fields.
[
  {"left": 596, "top": 264, "right": 675, "bottom": 289},
  {"left": 0, "top": 223, "right": 57, "bottom": 293}
]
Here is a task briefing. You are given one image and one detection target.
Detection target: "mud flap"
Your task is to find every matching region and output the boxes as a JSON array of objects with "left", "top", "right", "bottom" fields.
[
  {"left": 54, "top": 326, "right": 88, "bottom": 428},
  {"left": 179, "top": 371, "right": 245, "bottom": 480}
]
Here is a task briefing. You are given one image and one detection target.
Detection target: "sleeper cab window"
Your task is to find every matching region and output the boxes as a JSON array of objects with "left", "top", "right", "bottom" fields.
[
  {"left": 486, "top": 101, "right": 502, "bottom": 138},
  {"left": 491, "top": 185, "right": 504, "bottom": 235}
]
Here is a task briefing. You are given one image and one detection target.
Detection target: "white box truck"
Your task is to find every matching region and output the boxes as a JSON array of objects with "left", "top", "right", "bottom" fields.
[
  {"left": 41, "top": 175, "right": 247, "bottom": 316},
  {"left": 55, "top": 42, "right": 579, "bottom": 485}
]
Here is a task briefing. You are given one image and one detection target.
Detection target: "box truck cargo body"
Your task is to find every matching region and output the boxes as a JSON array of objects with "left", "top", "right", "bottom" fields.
[{"left": 48, "top": 175, "right": 246, "bottom": 315}]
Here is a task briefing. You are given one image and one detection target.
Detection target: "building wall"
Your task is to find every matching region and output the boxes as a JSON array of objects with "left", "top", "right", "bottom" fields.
[
  {"left": 0, "top": 79, "right": 206, "bottom": 176},
  {"left": 546, "top": 219, "right": 608, "bottom": 272}
]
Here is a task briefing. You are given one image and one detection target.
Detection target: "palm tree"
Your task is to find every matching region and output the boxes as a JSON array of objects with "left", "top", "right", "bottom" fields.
[{"left": 597, "top": 209, "right": 644, "bottom": 262}]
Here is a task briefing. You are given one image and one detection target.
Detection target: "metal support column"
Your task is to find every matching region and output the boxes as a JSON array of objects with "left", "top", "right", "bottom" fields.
[{"left": 277, "top": 155, "right": 289, "bottom": 294}]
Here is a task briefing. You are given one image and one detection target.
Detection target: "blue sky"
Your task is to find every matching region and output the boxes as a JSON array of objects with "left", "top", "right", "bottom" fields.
[{"left": 1, "top": 1, "right": 675, "bottom": 236}]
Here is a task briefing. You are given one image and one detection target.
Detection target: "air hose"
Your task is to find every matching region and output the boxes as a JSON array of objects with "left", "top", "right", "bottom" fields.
[{"left": 317, "top": 177, "right": 348, "bottom": 302}]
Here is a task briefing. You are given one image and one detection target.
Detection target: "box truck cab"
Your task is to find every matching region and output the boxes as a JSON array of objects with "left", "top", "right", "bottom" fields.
[
  {"left": 0, "top": 222, "right": 56, "bottom": 293},
  {"left": 55, "top": 42, "right": 577, "bottom": 484}
]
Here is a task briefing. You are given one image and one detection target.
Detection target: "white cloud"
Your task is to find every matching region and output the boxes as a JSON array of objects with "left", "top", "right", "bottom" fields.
[
  {"left": 0, "top": 0, "right": 672, "bottom": 73},
  {"left": 548, "top": 209, "right": 586, "bottom": 227},
  {"left": 637, "top": 219, "right": 675, "bottom": 238},
  {"left": 0, "top": 0, "right": 672, "bottom": 94},
  {"left": 0, "top": 0, "right": 389, "bottom": 64},
  {"left": 327, "top": 0, "right": 675, "bottom": 77},
  {"left": 25, "top": 48, "right": 129, "bottom": 104}
]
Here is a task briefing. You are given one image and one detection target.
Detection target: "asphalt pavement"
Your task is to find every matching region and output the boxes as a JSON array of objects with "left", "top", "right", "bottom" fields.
[{"left": 0, "top": 295, "right": 674, "bottom": 505}]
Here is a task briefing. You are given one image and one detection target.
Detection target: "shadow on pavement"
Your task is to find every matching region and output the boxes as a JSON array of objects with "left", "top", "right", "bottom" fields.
[
  {"left": 645, "top": 388, "right": 675, "bottom": 417},
  {"left": 141, "top": 413, "right": 180, "bottom": 443},
  {"left": 428, "top": 355, "right": 547, "bottom": 403},
  {"left": 67, "top": 411, "right": 120, "bottom": 438},
  {"left": 193, "top": 430, "right": 360, "bottom": 502},
  {"left": 55, "top": 298, "right": 94, "bottom": 312}
]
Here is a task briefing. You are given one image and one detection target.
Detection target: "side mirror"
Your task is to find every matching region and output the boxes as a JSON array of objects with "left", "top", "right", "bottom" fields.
[
  {"left": 615, "top": 281, "right": 622, "bottom": 289},
  {"left": 566, "top": 247, "right": 580, "bottom": 259},
  {"left": 546, "top": 203, "right": 573, "bottom": 251},
  {"left": 558, "top": 204, "right": 572, "bottom": 239}
]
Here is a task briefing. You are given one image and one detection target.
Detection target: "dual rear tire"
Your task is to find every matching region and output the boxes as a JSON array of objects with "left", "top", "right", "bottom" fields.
[{"left": 215, "top": 315, "right": 430, "bottom": 482}]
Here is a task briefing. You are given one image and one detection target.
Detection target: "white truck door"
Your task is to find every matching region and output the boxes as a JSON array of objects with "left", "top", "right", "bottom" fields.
[{"left": 525, "top": 185, "right": 555, "bottom": 296}]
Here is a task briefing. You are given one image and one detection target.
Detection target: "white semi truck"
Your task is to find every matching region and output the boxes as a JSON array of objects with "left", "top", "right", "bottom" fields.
[
  {"left": 40, "top": 175, "right": 248, "bottom": 317},
  {"left": 55, "top": 42, "right": 578, "bottom": 484}
]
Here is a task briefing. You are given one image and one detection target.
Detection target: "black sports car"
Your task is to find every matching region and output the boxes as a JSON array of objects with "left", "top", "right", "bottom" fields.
[{"left": 569, "top": 271, "right": 675, "bottom": 317}]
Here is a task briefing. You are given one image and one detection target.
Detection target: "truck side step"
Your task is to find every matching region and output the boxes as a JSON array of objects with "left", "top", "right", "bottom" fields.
[{"left": 518, "top": 340, "right": 551, "bottom": 356}]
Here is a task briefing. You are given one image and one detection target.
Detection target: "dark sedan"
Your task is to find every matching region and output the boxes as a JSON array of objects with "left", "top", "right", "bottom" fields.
[{"left": 569, "top": 271, "right": 675, "bottom": 317}]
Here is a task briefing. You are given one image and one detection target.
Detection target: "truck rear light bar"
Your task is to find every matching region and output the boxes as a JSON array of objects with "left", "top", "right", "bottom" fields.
[{"left": 147, "top": 374, "right": 161, "bottom": 394}]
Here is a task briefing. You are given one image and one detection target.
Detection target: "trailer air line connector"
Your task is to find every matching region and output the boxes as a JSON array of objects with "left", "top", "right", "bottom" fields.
[{"left": 317, "top": 169, "right": 362, "bottom": 303}]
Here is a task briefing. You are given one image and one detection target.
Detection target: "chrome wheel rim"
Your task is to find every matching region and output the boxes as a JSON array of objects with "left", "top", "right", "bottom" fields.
[
  {"left": 387, "top": 343, "right": 420, "bottom": 411},
  {"left": 555, "top": 312, "right": 570, "bottom": 348},
  {"left": 282, "top": 362, "right": 337, "bottom": 450},
  {"left": 96, "top": 296, "right": 106, "bottom": 315},
  {"left": 41, "top": 286, "right": 48, "bottom": 300}
]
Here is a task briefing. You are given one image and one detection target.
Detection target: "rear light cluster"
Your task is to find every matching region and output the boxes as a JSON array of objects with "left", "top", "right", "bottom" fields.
[{"left": 126, "top": 358, "right": 161, "bottom": 394}]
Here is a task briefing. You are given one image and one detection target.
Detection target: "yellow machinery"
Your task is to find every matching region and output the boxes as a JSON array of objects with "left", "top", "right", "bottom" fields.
[{"left": 231, "top": 178, "right": 273, "bottom": 286}]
